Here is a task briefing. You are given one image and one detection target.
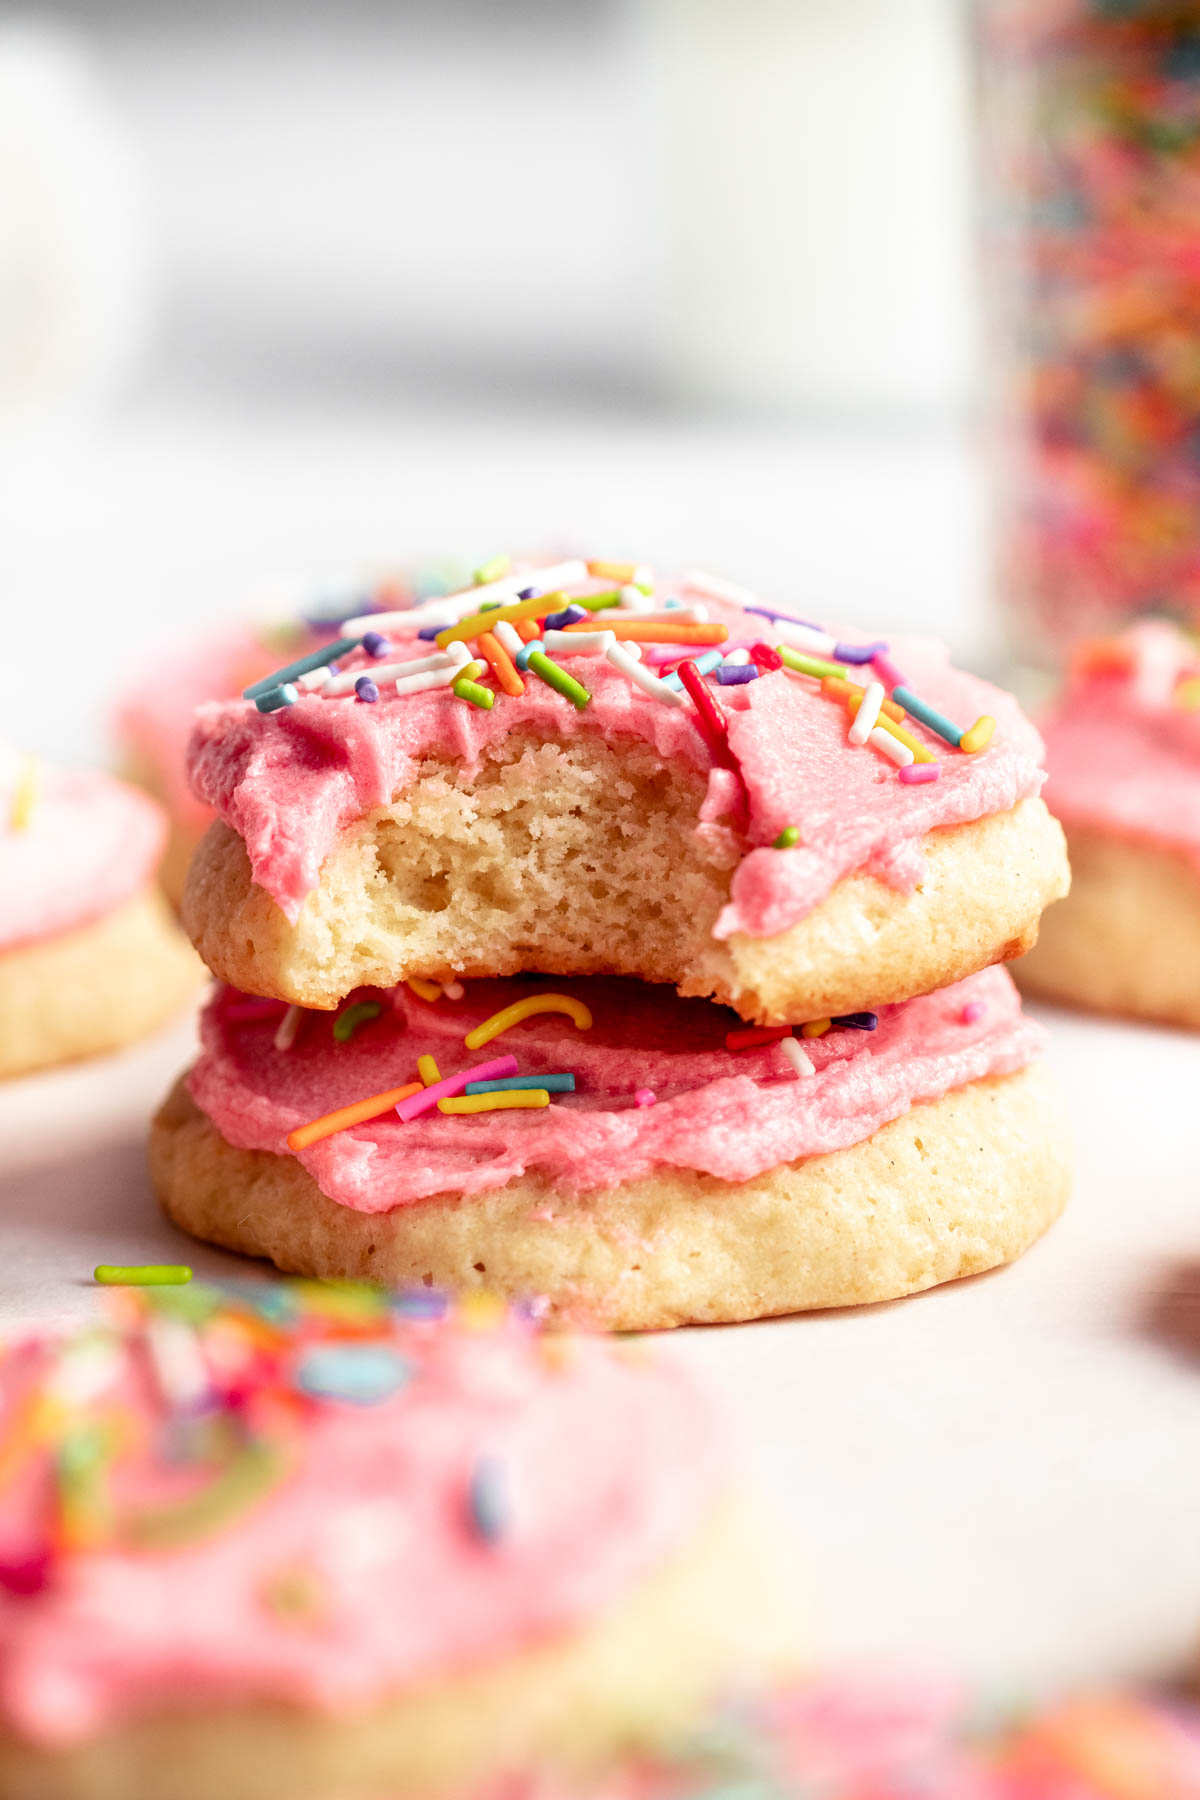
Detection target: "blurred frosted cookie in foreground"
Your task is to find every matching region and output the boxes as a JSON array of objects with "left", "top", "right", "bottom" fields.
[
  {"left": 0, "top": 1281, "right": 800, "bottom": 1800},
  {"left": 0, "top": 755, "right": 199, "bottom": 1078},
  {"left": 180, "top": 556, "right": 1069, "bottom": 1026},
  {"left": 149, "top": 968, "right": 1069, "bottom": 1328},
  {"left": 115, "top": 567, "right": 457, "bottom": 909},
  {"left": 1019, "top": 622, "right": 1200, "bottom": 1027}
]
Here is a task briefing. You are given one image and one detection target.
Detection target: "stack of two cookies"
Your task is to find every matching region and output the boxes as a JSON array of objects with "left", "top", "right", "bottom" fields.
[{"left": 154, "top": 557, "right": 1072, "bottom": 1328}]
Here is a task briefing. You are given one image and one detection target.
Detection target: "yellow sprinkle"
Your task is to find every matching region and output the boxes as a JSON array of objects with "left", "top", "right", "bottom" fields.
[
  {"left": 417, "top": 1054, "right": 441, "bottom": 1086},
  {"left": 848, "top": 699, "right": 935, "bottom": 763},
  {"left": 438, "top": 1089, "right": 550, "bottom": 1114},
  {"left": 407, "top": 977, "right": 443, "bottom": 1003},
  {"left": 459, "top": 659, "right": 486, "bottom": 682},
  {"left": 959, "top": 715, "right": 996, "bottom": 755},
  {"left": 459, "top": 1290, "right": 507, "bottom": 1329},
  {"left": 587, "top": 558, "right": 637, "bottom": 583},
  {"left": 9, "top": 754, "right": 38, "bottom": 831},
  {"left": 801, "top": 1019, "right": 832, "bottom": 1038},
  {"left": 1177, "top": 677, "right": 1200, "bottom": 711},
  {"left": 464, "top": 993, "right": 594, "bottom": 1051},
  {"left": 435, "top": 595, "right": 560, "bottom": 649}
]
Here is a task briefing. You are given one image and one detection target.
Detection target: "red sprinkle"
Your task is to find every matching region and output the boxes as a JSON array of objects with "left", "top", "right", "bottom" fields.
[
  {"left": 726, "top": 1025, "right": 791, "bottom": 1051},
  {"left": 750, "top": 641, "right": 783, "bottom": 671},
  {"left": 678, "top": 658, "right": 752, "bottom": 831}
]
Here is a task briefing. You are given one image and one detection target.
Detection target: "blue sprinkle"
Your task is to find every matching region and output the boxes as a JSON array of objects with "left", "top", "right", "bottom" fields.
[
  {"left": 517, "top": 587, "right": 538, "bottom": 600},
  {"left": 391, "top": 1289, "right": 449, "bottom": 1320},
  {"left": 834, "top": 640, "right": 888, "bottom": 665},
  {"left": 544, "top": 603, "right": 587, "bottom": 630},
  {"left": 254, "top": 682, "right": 299, "bottom": 713},
  {"left": 661, "top": 671, "right": 683, "bottom": 691},
  {"left": 244, "top": 636, "right": 362, "bottom": 699},
  {"left": 355, "top": 677, "right": 379, "bottom": 703},
  {"left": 662, "top": 648, "right": 721, "bottom": 691},
  {"left": 515, "top": 638, "right": 544, "bottom": 671},
  {"left": 417, "top": 624, "right": 443, "bottom": 641},
  {"left": 831, "top": 1012, "right": 878, "bottom": 1031},
  {"left": 362, "top": 631, "right": 390, "bottom": 658},
  {"left": 716, "top": 664, "right": 759, "bottom": 685},
  {"left": 295, "top": 1344, "right": 412, "bottom": 1405},
  {"left": 664, "top": 597, "right": 682, "bottom": 610},
  {"left": 468, "top": 1456, "right": 509, "bottom": 1544},
  {"left": 892, "top": 686, "right": 964, "bottom": 749},
  {"left": 464, "top": 1073, "right": 576, "bottom": 1095}
]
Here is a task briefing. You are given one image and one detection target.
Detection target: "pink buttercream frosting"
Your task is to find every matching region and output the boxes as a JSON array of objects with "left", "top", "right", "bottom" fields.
[
  {"left": 0, "top": 1285, "right": 726, "bottom": 1747},
  {"left": 1040, "top": 621, "right": 1200, "bottom": 870},
  {"left": 184, "top": 569, "right": 1047, "bottom": 937},
  {"left": 187, "top": 966, "right": 1043, "bottom": 1214},
  {"left": 0, "top": 765, "right": 165, "bottom": 952}
]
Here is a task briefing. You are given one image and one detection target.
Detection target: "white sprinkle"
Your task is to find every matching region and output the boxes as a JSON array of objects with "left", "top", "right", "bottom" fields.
[
  {"left": 274, "top": 1005, "right": 302, "bottom": 1051},
  {"left": 779, "top": 1036, "right": 815, "bottom": 1079},
  {"left": 146, "top": 1317, "right": 211, "bottom": 1411},
  {"left": 723, "top": 648, "right": 752, "bottom": 667},
  {"left": 341, "top": 560, "right": 588, "bottom": 636},
  {"left": 848, "top": 680, "right": 885, "bottom": 746},
  {"left": 392, "top": 663, "right": 467, "bottom": 699},
  {"left": 868, "top": 725, "right": 914, "bottom": 767},
  {"left": 542, "top": 629, "right": 616, "bottom": 655},
  {"left": 605, "top": 640, "right": 688, "bottom": 706},
  {"left": 443, "top": 980, "right": 465, "bottom": 1000},
  {"left": 685, "top": 568, "right": 762, "bottom": 611},
  {"left": 772, "top": 618, "right": 838, "bottom": 657},
  {"left": 619, "top": 583, "right": 653, "bottom": 611},
  {"left": 294, "top": 665, "right": 334, "bottom": 692},
  {"left": 492, "top": 619, "right": 523, "bottom": 657},
  {"left": 322, "top": 649, "right": 462, "bottom": 696}
]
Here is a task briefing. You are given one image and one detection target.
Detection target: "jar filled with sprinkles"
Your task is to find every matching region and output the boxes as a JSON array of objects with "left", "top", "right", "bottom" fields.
[{"left": 980, "top": 0, "right": 1200, "bottom": 669}]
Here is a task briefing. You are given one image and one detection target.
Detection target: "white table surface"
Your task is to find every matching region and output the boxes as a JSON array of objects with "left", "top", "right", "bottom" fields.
[{"left": 2, "top": 991, "right": 1198, "bottom": 1700}]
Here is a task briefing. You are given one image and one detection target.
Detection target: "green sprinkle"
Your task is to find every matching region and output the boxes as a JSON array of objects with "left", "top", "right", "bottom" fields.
[
  {"left": 94, "top": 1265, "right": 192, "bottom": 1286},
  {"left": 776, "top": 645, "right": 848, "bottom": 681},
  {"left": 478, "top": 600, "right": 503, "bottom": 613},
  {"left": 575, "top": 589, "right": 622, "bottom": 612},
  {"left": 453, "top": 677, "right": 495, "bottom": 709},
  {"left": 773, "top": 827, "right": 800, "bottom": 849},
  {"left": 527, "top": 651, "right": 591, "bottom": 709},
  {"left": 473, "top": 553, "right": 510, "bottom": 585},
  {"left": 332, "top": 1001, "right": 382, "bottom": 1043},
  {"left": 124, "top": 1437, "right": 288, "bottom": 1550}
]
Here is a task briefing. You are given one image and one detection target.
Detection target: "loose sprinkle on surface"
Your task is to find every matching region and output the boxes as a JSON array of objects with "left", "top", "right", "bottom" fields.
[
  {"left": 332, "top": 1002, "right": 382, "bottom": 1043},
  {"left": 94, "top": 1266, "right": 192, "bottom": 1286},
  {"left": 464, "top": 994, "right": 593, "bottom": 1051},
  {"left": 773, "top": 826, "right": 800, "bottom": 849}
]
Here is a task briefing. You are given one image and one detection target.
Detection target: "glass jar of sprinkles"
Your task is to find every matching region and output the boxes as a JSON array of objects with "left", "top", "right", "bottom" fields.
[{"left": 979, "top": 0, "right": 1200, "bottom": 669}]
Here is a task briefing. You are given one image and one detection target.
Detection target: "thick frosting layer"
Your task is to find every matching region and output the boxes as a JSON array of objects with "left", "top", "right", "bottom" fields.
[
  {"left": 0, "top": 765, "right": 165, "bottom": 952},
  {"left": 187, "top": 966, "right": 1043, "bottom": 1214},
  {"left": 1040, "top": 621, "right": 1200, "bottom": 869},
  {"left": 0, "top": 1284, "right": 725, "bottom": 1747},
  {"left": 185, "top": 568, "right": 1047, "bottom": 937}
]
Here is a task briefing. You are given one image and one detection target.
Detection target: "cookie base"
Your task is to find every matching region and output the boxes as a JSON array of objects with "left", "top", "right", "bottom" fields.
[
  {"left": 181, "top": 728, "right": 1068, "bottom": 1025},
  {"left": 1016, "top": 825, "right": 1200, "bottom": 1029},
  {"left": 0, "top": 1491, "right": 801, "bottom": 1800},
  {"left": 151, "top": 1065, "right": 1070, "bottom": 1330},
  {"left": 0, "top": 889, "right": 202, "bottom": 1080}
]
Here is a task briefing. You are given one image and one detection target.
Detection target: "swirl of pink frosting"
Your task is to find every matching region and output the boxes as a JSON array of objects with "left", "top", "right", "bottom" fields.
[
  {"left": 0, "top": 766, "right": 165, "bottom": 952},
  {"left": 0, "top": 1288, "right": 727, "bottom": 1747},
  {"left": 184, "top": 571, "right": 1047, "bottom": 936},
  {"left": 187, "top": 966, "right": 1043, "bottom": 1214},
  {"left": 1040, "top": 621, "right": 1200, "bottom": 869}
]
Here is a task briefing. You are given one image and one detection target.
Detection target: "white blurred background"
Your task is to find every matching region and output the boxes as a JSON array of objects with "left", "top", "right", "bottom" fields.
[{"left": 0, "top": 0, "right": 980, "bottom": 762}]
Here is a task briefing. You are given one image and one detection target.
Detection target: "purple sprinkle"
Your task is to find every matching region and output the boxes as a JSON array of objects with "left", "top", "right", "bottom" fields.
[
  {"left": 831, "top": 1012, "right": 878, "bottom": 1031},
  {"left": 417, "top": 624, "right": 443, "bottom": 641},
  {"left": 326, "top": 663, "right": 341, "bottom": 676},
  {"left": 362, "top": 631, "right": 390, "bottom": 658},
  {"left": 391, "top": 1289, "right": 449, "bottom": 1320},
  {"left": 834, "top": 640, "right": 888, "bottom": 665},
  {"left": 744, "top": 604, "right": 825, "bottom": 629},
  {"left": 355, "top": 677, "right": 379, "bottom": 703},
  {"left": 544, "top": 603, "right": 587, "bottom": 630},
  {"left": 961, "top": 1001, "right": 986, "bottom": 1026},
  {"left": 517, "top": 587, "right": 538, "bottom": 601},
  {"left": 716, "top": 664, "right": 760, "bottom": 685}
]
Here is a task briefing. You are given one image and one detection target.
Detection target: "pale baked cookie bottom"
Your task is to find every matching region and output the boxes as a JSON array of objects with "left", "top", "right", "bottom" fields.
[
  {"left": 0, "top": 889, "right": 203, "bottom": 1080},
  {"left": 150, "top": 1064, "right": 1070, "bottom": 1330},
  {"left": 1017, "top": 824, "right": 1200, "bottom": 1029},
  {"left": 181, "top": 732, "right": 1068, "bottom": 1023},
  {"left": 0, "top": 1491, "right": 803, "bottom": 1800}
]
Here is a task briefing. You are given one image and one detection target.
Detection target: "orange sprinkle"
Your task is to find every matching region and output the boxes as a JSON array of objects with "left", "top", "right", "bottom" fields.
[
  {"left": 1071, "top": 637, "right": 1134, "bottom": 679},
  {"left": 587, "top": 559, "right": 637, "bottom": 583},
  {"left": 514, "top": 617, "right": 539, "bottom": 643},
  {"left": 287, "top": 1083, "right": 423, "bottom": 1152},
  {"left": 477, "top": 630, "right": 525, "bottom": 697},
  {"left": 562, "top": 620, "right": 727, "bottom": 645}
]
